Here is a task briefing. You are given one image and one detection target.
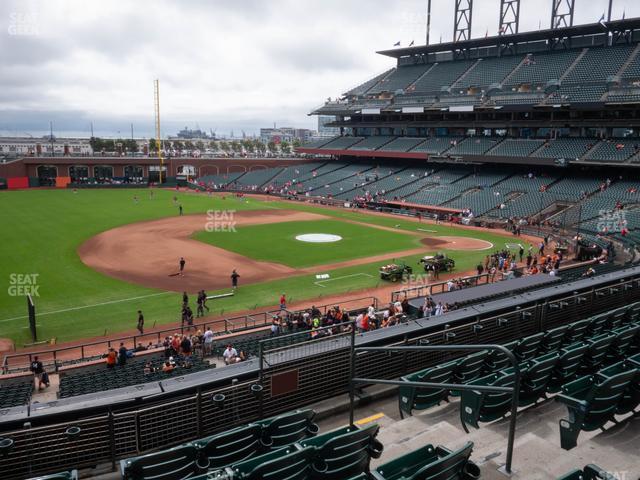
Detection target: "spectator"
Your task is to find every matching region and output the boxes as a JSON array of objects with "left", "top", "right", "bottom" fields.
[
  {"left": 118, "top": 343, "right": 128, "bottom": 366},
  {"left": 106, "top": 348, "right": 117, "bottom": 368},
  {"left": 223, "top": 344, "right": 238, "bottom": 365},
  {"left": 203, "top": 327, "right": 214, "bottom": 356},
  {"left": 162, "top": 361, "right": 175, "bottom": 373}
]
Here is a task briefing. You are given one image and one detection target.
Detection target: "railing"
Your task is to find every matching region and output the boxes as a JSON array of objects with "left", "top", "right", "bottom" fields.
[
  {"left": 391, "top": 273, "right": 491, "bottom": 302},
  {"left": 348, "top": 342, "right": 521, "bottom": 474},
  {"left": 1, "top": 297, "right": 377, "bottom": 374}
]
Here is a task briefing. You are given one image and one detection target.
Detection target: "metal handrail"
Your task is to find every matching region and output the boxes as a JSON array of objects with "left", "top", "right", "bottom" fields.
[
  {"left": 2, "top": 296, "right": 376, "bottom": 373},
  {"left": 348, "top": 341, "right": 521, "bottom": 474}
]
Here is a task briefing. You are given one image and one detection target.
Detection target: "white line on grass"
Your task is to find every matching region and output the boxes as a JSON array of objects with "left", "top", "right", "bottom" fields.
[
  {"left": 314, "top": 273, "right": 374, "bottom": 288},
  {"left": 0, "top": 291, "right": 173, "bottom": 323},
  {"left": 417, "top": 228, "right": 438, "bottom": 233}
]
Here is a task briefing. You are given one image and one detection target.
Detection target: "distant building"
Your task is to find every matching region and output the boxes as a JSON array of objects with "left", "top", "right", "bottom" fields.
[
  {"left": 0, "top": 137, "right": 93, "bottom": 156},
  {"left": 318, "top": 116, "right": 340, "bottom": 137},
  {"left": 260, "top": 127, "right": 315, "bottom": 144},
  {"left": 173, "top": 127, "right": 213, "bottom": 140}
]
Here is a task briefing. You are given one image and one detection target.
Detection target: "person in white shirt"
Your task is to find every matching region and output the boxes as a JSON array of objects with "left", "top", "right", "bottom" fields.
[
  {"left": 223, "top": 344, "right": 238, "bottom": 365},
  {"left": 203, "top": 327, "right": 214, "bottom": 356}
]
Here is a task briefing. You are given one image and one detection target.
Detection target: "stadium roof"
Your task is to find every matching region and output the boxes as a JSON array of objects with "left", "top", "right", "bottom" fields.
[{"left": 377, "top": 17, "right": 640, "bottom": 59}]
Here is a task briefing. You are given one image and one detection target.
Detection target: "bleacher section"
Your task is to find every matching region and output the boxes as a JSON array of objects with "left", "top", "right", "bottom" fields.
[
  {"left": 0, "top": 374, "right": 33, "bottom": 408},
  {"left": 447, "top": 137, "right": 501, "bottom": 155},
  {"left": 58, "top": 351, "right": 211, "bottom": 398},
  {"left": 398, "top": 303, "right": 640, "bottom": 450},
  {"left": 532, "top": 138, "right": 595, "bottom": 160},
  {"left": 506, "top": 50, "right": 582, "bottom": 86},
  {"left": 486, "top": 139, "right": 545, "bottom": 157}
]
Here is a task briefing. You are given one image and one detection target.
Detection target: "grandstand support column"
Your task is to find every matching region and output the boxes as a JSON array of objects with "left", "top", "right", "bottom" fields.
[
  {"left": 551, "top": 0, "right": 575, "bottom": 29},
  {"left": 426, "top": 0, "right": 432, "bottom": 45},
  {"left": 499, "top": 0, "right": 520, "bottom": 35},
  {"left": 454, "top": 0, "right": 473, "bottom": 43},
  {"left": 108, "top": 408, "right": 116, "bottom": 471},
  {"left": 348, "top": 324, "right": 356, "bottom": 427}
]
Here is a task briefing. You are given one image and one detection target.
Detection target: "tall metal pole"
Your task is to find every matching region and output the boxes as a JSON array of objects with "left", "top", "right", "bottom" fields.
[
  {"left": 426, "top": 0, "right": 432, "bottom": 45},
  {"left": 154, "top": 79, "right": 163, "bottom": 183},
  {"left": 607, "top": 0, "right": 613, "bottom": 22}
]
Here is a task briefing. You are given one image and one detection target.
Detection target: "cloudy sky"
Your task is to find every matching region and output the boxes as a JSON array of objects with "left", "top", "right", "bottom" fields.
[{"left": 1, "top": 0, "right": 639, "bottom": 138}]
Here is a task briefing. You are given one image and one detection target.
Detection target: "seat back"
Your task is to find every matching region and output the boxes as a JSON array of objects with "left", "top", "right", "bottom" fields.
[
  {"left": 399, "top": 362, "right": 456, "bottom": 415},
  {"left": 228, "top": 446, "right": 314, "bottom": 480},
  {"left": 372, "top": 442, "right": 475, "bottom": 480},
  {"left": 256, "top": 409, "right": 319, "bottom": 449},
  {"left": 514, "top": 332, "right": 544, "bottom": 362},
  {"left": 575, "top": 369, "right": 637, "bottom": 431},
  {"left": 540, "top": 325, "right": 569, "bottom": 353},
  {"left": 483, "top": 342, "right": 516, "bottom": 373},
  {"left": 556, "top": 464, "right": 620, "bottom": 480},
  {"left": 565, "top": 319, "right": 590, "bottom": 343},
  {"left": 597, "top": 360, "right": 640, "bottom": 415},
  {"left": 301, "top": 424, "right": 383, "bottom": 480},
  {"left": 121, "top": 445, "right": 199, "bottom": 480},
  {"left": 586, "top": 314, "right": 609, "bottom": 337},
  {"left": 520, "top": 352, "right": 559, "bottom": 406},
  {"left": 581, "top": 334, "right": 616, "bottom": 373},
  {"left": 549, "top": 343, "right": 588, "bottom": 392},
  {"left": 454, "top": 351, "right": 488, "bottom": 384},
  {"left": 607, "top": 325, "right": 640, "bottom": 361},
  {"left": 194, "top": 424, "right": 263, "bottom": 470},
  {"left": 26, "top": 472, "right": 78, "bottom": 480}
]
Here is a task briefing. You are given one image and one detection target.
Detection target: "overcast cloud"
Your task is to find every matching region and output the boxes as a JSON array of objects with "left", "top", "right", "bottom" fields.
[{"left": 0, "top": 0, "right": 639, "bottom": 138}]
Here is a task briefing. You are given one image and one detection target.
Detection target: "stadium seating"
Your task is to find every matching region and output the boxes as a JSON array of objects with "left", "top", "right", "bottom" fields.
[
  {"left": 582, "top": 140, "right": 638, "bottom": 163},
  {"left": 454, "top": 55, "right": 524, "bottom": 89},
  {"left": 26, "top": 473, "right": 78, "bottom": 480},
  {"left": 371, "top": 442, "right": 479, "bottom": 480},
  {"left": 410, "top": 61, "right": 475, "bottom": 94},
  {"left": 447, "top": 137, "right": 501, "bottom": 156},
  {"left": 317, "top": 137, "right": 364, "bottom": 150},
  {"left": 345, "top": 68, "right": 395, "bottom": 96},
  {"left": 486, "top": 139, "right": 545, "bottom": 157},
  {"left": 348, "top": 136, "right": 395, "bottom": 151},
  {"left": 377, "top": 137, "right": 426, "bottom": 152},
  {"left": 58, "top": 352, "right": 211, "bottom": 398},
  {"left": 557, "top": 464, "right": 619, "bottom": 480},
  {"left": 121, "top": 409, "right": 320, "bottom": 480},
  {"left": 0, "top": 373, "right": 33, "bottom": 408},
  {"left": 505, "top": 50, "right": 582, "bottom": 86},
  {"left": 368, "top": 65, "right": 427, "bottom": 94},
  {"left": 563, "top": 46, "right": 634, "bottom": 84},
  {"left": 532, "top": 138, "right": 595, "bottom": 159},
  {"left": 557, "top": 366, "right": 638, "bottom": 449}
]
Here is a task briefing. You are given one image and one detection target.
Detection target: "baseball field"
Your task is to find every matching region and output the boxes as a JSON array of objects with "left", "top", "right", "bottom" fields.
[{"left": 0, "top": 188, "right": 520, "bottom": 346}]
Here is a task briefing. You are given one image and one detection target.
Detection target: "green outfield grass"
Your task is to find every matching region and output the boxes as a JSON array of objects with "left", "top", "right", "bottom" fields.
[
  {"left": 194, "top": 219, "right": 422, "bottom": 268},
  {"left": 0, "top": 188, "right": 518, "bottom": 346}
]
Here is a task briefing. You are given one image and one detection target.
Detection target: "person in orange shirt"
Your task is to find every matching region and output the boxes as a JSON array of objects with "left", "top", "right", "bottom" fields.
[{"left": 106, "top": 348, "right": 117, "bottom": 369}]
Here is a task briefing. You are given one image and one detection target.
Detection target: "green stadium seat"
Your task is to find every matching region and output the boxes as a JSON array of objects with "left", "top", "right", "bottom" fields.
[
  {"left": 193, "top": 424, "right": 263, "bottom": 471},
  {"left": 548, "top": 342, "right": 589, "bottom": 393},
  {"left": 557, "top": 367, "right": 638, "bottom": 449},
  {"left": 564, "top": 319, "right": 591, "bottom": 344},
  {"left": 512, "top": 332, "right": 545, "bottom": 362},
  {"left": 517, "top": 352, "right": 559, "bottom": 406},
  {"left": 459, "top": 371, "right": 516, "bottom": 431},
  {"left": 254, "top": 408, "right": 319, "bottom": 450},
  {"left": 540, "top": 325, "right": 569, "bottom": 353},
  {"left": 25, "top": 472, "right": 78, "bottom": 480},
  {"left": 299, "top": 423, "right": 383, "bottom": 480},
  {"left": 120, "top": 444, "right": 199, "bottom": 480},
  {"left": 399, "top": 362, "right": 456, "bottom": 417},
  {"left": 483, "top": 341, "right": 517, "bottom": 372},
  {"left": 606, "top": 324, "right": 640, "bottom": 362},
  {"left": 556, "top": 464, "right": 618, "bottom": 480},
  {"left": 228, "top": 445, "right": 314, "bottom": 480},
  {"left": 452, "top": 351, "right": 489, "bottom": 391},
  {"left": 579, "top": 334, "right": 616, "bottom": 373},
  {"left": 371, "top": 441, "right": 479, "bottom": 480}
]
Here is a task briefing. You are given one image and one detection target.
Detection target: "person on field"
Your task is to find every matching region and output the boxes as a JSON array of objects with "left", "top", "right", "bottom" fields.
[
  {"left": 137, "top": 310, "right": 144, "bottom": 334},
  {"left": 231, "top": 270, "right": 240, "bottom": 289},
  {"left": 179, "top": 204, "right": 183, "bottom": 216},
  {"left": 179, "top": 257, "right": 186, "bottom": 275},
  {"left": 196, "top": 292, "right": 205, "bottom": 317}
]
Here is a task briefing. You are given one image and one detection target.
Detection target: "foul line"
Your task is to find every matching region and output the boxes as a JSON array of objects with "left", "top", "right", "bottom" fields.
[
  {"left": 314, "top": 273, "right": 374, "bottom": 288},
  {"left": 0, "top": 291, "right": 173, "bottom": 324}
]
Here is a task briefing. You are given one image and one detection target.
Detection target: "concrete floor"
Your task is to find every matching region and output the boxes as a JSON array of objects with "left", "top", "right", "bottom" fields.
[{"left": 82, "top": 385, "right": 640, "bottom": 480}]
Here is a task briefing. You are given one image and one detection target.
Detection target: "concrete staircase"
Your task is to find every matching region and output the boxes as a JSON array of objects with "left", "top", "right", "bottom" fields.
[{"left": 368, "top": 395, "right": 640, "bottom": 479}]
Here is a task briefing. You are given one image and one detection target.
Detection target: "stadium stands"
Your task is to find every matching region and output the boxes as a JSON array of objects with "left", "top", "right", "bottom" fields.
[{"left": 0, "top": 373, "right": 33, "bottom": 408}]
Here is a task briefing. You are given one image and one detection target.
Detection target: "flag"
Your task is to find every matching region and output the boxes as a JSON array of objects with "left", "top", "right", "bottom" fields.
[
  {"left": 409, "top": 40, "right": 414, "bottom": 46},
  {"left": 623, "top": 10, "right": 626, "bottom": 20},
  {"left": 485, "top": 28, "right": 488, "bottom": 38},
  {"left": 393, "top": 41, "right": 401, "bottom": 46}
]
